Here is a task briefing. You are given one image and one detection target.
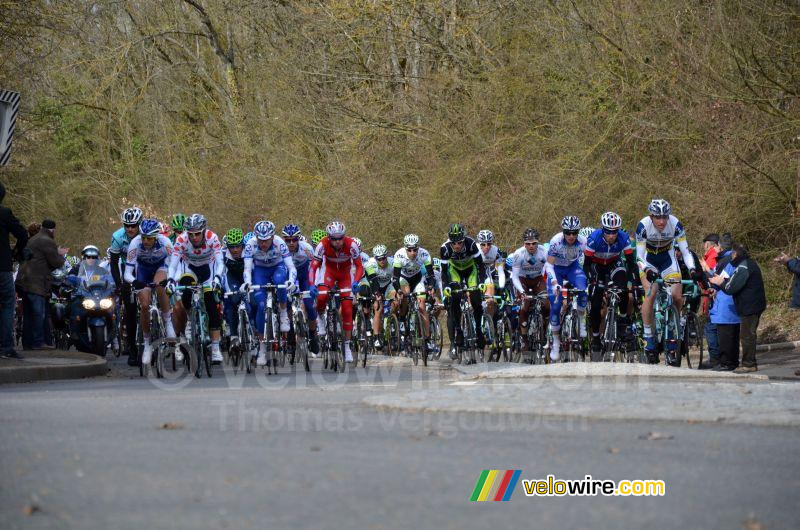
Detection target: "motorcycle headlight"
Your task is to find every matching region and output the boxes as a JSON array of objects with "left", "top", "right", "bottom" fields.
[
  {"left": 99, "top": 298, "right": 113, "bottom": 310},
  {"left": 82, "top": 299, "right": 96, "bottom": 310}
]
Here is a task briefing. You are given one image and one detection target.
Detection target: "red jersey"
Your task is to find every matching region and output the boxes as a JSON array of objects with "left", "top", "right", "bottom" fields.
[{"left": 309, "top": 236, "right": 363, "bottom": 282}]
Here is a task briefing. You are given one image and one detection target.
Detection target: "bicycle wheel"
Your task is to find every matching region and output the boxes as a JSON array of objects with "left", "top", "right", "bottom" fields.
[
  {"left": 411, "top": 311, "right": 425, "bottom": 366},
  {"left": 482, "top": 313, "right": 495, "bottom": 360},
  {"left": 462, "top": 308, "right": 479, "bottom": 364},
  {"left": 695, "top": 314, "right": 705, "bottom": 370},
  {"left": 664, "top": 305, "right": 681, "bottom": 367},
  {"left": 359, "top": 312, "right": 371, "bottom": 368},
  {"left": 330, "top": 310, "right": 346, "bottom": 373},
  {"left": 137, "top": 316, "right": 145, "bottom": 377},
  {"left": 293, "top": 310, "right": 310, "bottom": 372},
  {"left": 385, "top": 314, "right": 400, "bottom": 357},
  {"left": 601, "top": 308, "right": 616, "bottom": 363},
  {"left": 430, "top": 314, "right": 444, "bottom": 360}
]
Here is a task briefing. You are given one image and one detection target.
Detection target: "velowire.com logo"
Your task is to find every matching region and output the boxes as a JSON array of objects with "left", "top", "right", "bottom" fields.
[{"left": 469, "top": 470, "right": 522, "bottom": 502}]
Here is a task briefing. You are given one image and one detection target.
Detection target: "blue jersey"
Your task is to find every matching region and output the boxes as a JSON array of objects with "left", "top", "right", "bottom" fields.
[
  {"left": 584, "top": 229, "right": 633, "bottom": 266},
  {"left": 109, "top": 227, "right": 133, "bottom": 263}
]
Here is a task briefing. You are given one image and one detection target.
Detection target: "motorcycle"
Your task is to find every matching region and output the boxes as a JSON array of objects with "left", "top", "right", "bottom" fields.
[
  {"left": 50, "top": 268, "right": 74, "bottom": 350},
  {"left": 73, "top": 263, "right": 117, "bottom": 356}
]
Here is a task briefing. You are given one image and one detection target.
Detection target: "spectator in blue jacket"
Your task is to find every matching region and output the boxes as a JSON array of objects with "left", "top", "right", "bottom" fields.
[
  {"left": 708, "top": 256, "right": 740, "bottom": 371},
  {"left": 774, "top": 252, "right": 800, "bottom": 310}
]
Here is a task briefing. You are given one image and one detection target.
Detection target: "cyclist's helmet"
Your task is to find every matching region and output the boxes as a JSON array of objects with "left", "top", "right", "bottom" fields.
[
  {"left": 254, "top": 220, "right": 275, "bottom": 240},
  {"left": 561, "top": 215, "right": 581, "bottom": 231},
  {"left": 432, "top": 257, "right": 442, "bottom": 270},
  {"left": 140, "top": 218, "right": 161, "bottom": 237},
  {"left": 282, "top": 223, "right": 301, "bottom": 238},
  {"left": 184, "top": 213, "right": 207, "bottom": 233},
  {"left": 600, "top": 211, "right": 622, "bottom": 231},
  {"left": 448, "top": 223, "right": 465, "bottom": 242},
  {"left": 505, "top": 255, "right": 514, "bottom": 268},
  {"left": 81, "top": 245, "right": 100, "bottom": 259},
  {"left": 121, "top": 207, "right": 143, "bottom": 226},
  {"left": 648, "top": 199, "right": 671, "bottom": 217},
  {"left": 326, "top": 221, "right": 346, "bottom": 238},
  {"left": 579, "top": 226, "right": 594, "bottom": 239},
  {"left": 159, "top": 221, "right": 170, "bottom": 236},
  {"left": 66, "top": 255, "right": 80, "bottom": 268},
  {"left": 310, "top": 229, "right": 326, "bottom": 246},
  {"left": 225, "top": 228, "right": 244, "bottom": 247},
  {"left": 372, "top": 244, "right": 388, "bottom": 259},
  {"left": 170, "top": 213, "right": 187, "bottom": 232},
  {"left": 403, "top": 234, "right": 420, "bottom": 249},
  {"left": 353, "top": 237, "right": 363, "bottom": 250},
  {"left": 523, "top": 228, "right": 540, "bottom": 242},
  {"left": 477, "top": 229, "right": 494, "bottom": 244}
]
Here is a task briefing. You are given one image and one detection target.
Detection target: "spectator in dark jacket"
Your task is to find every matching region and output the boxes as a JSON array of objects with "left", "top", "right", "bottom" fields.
[
  {"left": 0, "top": 183, "right": 29, "bottom": 359},
  {"left": 774, "top": 252, "right": 800, "bottom": 310},
  {"left": 15, "top": 220, "right": 67, "bottom": 350},
  {"left": 709, "top": 243, "right": 766, "bottom": 373}
]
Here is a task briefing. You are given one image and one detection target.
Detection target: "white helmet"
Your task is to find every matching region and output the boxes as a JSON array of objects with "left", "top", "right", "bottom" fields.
[
  {"left": 403, "top": 234, "right": 419, "bottom": 248},
  {"left": 121, "top": 207, "right": 143, "bottom": 226},
  {"left": 477, "top": 230, "right": 494, "bottom": 244},
  {"left": 561, "top": 215, "right": 581, "bottom": 231},
  {"left": 600, "top": 211, "right": 622, "bottom": 231},
  {"left": 254, "top": 220, "right": 276, "bottom": 240},
  {"left": 353, "top": 237, "right": 362, "bottom": 250},
  {"left": 326, "top": 221, "right": 346, "bottom": 238},
  {"left": 648, "top": 199, "right": 671, "bottom": 216},
  {"left": 372, "top": 244, "right": 388, "bottom": 258},
  {"left": 579, "top": 227, "right": 594, "bottom": 239}
]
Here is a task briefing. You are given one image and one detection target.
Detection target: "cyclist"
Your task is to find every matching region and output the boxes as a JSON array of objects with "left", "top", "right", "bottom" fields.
[
  {"left": 109, "top": 207, "right": 143, "bottom": 365},
  {"left": 393, "top": 234, "right": 438, "bottom": 353},
  {"left": 309, "top": 221, "right": 363, "bottom": 363},
  {"left": 243, "top": 220, "right": 297, "bottom": 367},
  {"left": 169, "top": 213, "right": 186, "bottom": 245},
  {"left": 510, "top": 228, "right": 549, "bottom": 341},
  {"left": 310, "top": 229, "right": 326, "bottom": 247},
  {"left": 583, "top": 212, "right": 637, "bottom": 353},
  {"left": 221, "top": 228, "right": 254, "bottom": 356},
  {"left": 544, "top": 216, "right": 589, "bottom": 361},
  {"left": 282, "top": 223, "right": 320, "bottom": 357},
  {"left": 431, "top": 257, "right": 444, "bottom": 302},
  {"left": 124, "top": 218, "right": 176, "bottom": 365},
  {"left": 476, "top": 229, "right": 506, "bottom": 323},
  {"left": 167, "top": 213, "right": 225, "bottom": 363},
  {"left": 440, "top": 223, "right": 486, "bottom": 358},
  {"left": 578, "top": 226, "right": 594, "bottom": 267},
  {"left": 364, "top": 244, "right": 397, "bottom": 349},
  {"left": 635, "top": 199, "right": 697, "bottom": 365}
]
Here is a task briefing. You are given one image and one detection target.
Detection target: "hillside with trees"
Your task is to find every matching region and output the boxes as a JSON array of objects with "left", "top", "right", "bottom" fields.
[{"left": 1, "top": 0, "right": 798, "bottom": 304}]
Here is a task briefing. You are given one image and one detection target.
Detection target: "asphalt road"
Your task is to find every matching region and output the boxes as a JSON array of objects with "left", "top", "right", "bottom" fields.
[{"left": 2, "top": 359, "right": 799, "bottom": 529}]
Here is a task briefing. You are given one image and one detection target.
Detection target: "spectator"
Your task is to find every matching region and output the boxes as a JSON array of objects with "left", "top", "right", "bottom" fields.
[
  {"left": 773, "top": 251, "right": 800, "bottom": 310},
  {"left": 0, "top": 183, "right": 29, "bottom": 359},
  {"left": 701, "top": 243, "right": 735, "bottom": 369},
  {"left": 27, "top": 222, "right": 41, "bottom": 238},
  {"left": 699, "top": 233, "right": 733, "bottom": 369},
  {"left": 15, "top": 219, "right": 68, "bottom": 350},
  {"left": 702, "top": 234, "right": 720, "bottom": 271},
  {"left": 709, "top": 243, "right": 766, "bottom": 373},
  {"left": 708, "top": 256, "right": 740, "bottom": 371}
]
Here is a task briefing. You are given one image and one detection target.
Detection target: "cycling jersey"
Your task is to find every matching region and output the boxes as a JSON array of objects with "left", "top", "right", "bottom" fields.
[
  {"left": 635, "top": 215, "right": 695, "bottom": 278},
  {"left": 123, "top": 234, "right": 172, "bottom": 284},
  {"left": 365, "top": 256, "right": 394, "bottom": 288},
  {"left": 168, "top": 230, "right": 224, "bottom": 285},
  {"left": 546, "top": 232, "right": 587, "bottom": 267},
  {"left": 584, "top": 229, "right": 633, "bottom": 266},
  {"left": 440, "top": 237, "right": 481, "bottom": 270},
  {"left": 479, "top": 244, "right": 506, "bottom": 288},
  {"left": 393, "top": 247, "right": 432, "bottom": 278},
  {"left": 222, "top": 248, "right": 245, "bottom": 291},
  {"left": 109, "top": 227, "right": 133, "bottom": 261},
  {"left": 243, "top": 236, "right": 297, "bottom": 285},
  {"left": 510, "top": 244, "right": 547, "bottom": 293},
  {"left": 309, "top": 236, "right": 363, "bottom": 282}
]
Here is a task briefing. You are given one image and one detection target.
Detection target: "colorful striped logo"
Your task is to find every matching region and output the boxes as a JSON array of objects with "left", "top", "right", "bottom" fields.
[{"left": 470, "top": 470, "right": 522, "bottom": 501}]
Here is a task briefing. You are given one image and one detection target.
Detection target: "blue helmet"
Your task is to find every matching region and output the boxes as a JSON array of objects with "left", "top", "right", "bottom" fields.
[
  {"left": 282, "top": 223, "right": 301, "bottom": 237},
  {"left": 140, "top": 218, "right": 161, "bottom": 237},
  {"left": 254, "top": 220, "right": 276, "bottom": 240},
  {"left": 243, "top": 231, "right": 255, "bottom": 244}
]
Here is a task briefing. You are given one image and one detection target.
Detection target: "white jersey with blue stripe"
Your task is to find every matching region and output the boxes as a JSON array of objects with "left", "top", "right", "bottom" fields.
[
  {"left": 547, "top": 233, "right": 587, "bottom": 267},
  {"left": 245, "top": 236, "right": 291, "bottom": 269},
  {"left": 290, "top": 240, "right": 315, "bottom": 270}
]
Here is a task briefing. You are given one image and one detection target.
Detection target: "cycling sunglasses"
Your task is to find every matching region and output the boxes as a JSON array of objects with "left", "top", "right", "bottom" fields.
[
  {"left": 283, "top": 237, "right": 299, "bottom": 243},
  {"left": 479, "top": 242, "right": 492, "bottom": 247},
  {"left": 405, "top": 246, "right": 419, "bottom": 252},
  {"left": 563, "top": 230, "right": 579, "bottom": 236},
  {"left": 602, "top": 228, "right": 619, "bottom": 235},
  {"left": 329, "top": 236, "right": 344, "bottom": 241}
]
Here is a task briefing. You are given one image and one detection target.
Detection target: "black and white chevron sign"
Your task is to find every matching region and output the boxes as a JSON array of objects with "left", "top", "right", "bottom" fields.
[{"left": 0, "top": 89, "right": 20, "bottom": 166}]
